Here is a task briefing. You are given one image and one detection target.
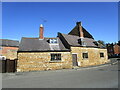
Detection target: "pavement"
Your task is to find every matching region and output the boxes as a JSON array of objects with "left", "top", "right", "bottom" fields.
[{"left": 2, "top": 59, "right": 118, "bottom": 88}]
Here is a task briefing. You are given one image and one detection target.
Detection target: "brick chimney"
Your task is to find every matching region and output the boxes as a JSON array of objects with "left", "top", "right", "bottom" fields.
[
  {"left": 76, "top": 22, "right": 84, "bottom": 38},
  {"left": 39, "top": 24, "right": 44, "bottom": 39}
]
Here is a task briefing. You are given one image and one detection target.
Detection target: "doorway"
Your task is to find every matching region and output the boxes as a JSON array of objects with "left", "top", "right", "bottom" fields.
[{"left": 72, "top": 54, "right": 78, "bottom": 66}]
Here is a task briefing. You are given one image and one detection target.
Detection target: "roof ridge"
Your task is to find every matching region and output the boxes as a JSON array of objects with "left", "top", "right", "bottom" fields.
[
  {"left": 60, "top": 33, "right": 80, "bottom": 38},
  {"left": 22, "top": 37, "right": 58, "bottom": 39},
  {"left": 22, "top": 37, "right": 39, "bottom": 39},
  {"left": 0, "top": 39, "right": 19, "bottom": 42}
]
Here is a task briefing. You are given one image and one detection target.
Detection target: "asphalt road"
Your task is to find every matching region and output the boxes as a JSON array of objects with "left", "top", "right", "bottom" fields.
[{"left": 2, "top": 63, "right": 118, "bottom": 88}]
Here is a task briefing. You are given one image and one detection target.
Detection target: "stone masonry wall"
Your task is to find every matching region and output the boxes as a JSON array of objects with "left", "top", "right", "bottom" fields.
[
  {"left": 17, "top": 52, "right": 72, "bottom": 72},
  {"left": 71, "top": 47, "right": 109, "bottom": 67}
]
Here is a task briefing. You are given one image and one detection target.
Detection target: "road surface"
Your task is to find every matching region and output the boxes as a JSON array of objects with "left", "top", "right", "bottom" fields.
[{"left": 2, "top": 63, "right": 118, "bottom": 88}]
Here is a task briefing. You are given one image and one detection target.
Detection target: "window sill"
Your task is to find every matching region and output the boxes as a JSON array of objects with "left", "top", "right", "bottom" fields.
[
  {"left": 49, "top": 60, "right": 62, "bottom": 63},
  {"left": 82, "top": 58, "right": 89, "bottom": 60},
  {"left": 49, "top": 43, "right": 59, "bottom": 45},
  {"left": 100, "top": 57, "right": 104, "bottom": 59}
]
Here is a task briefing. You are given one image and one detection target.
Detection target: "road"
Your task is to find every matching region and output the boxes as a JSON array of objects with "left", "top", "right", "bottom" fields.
[{"left": 2, "top": 63, "right": 118, "bottom": 88}]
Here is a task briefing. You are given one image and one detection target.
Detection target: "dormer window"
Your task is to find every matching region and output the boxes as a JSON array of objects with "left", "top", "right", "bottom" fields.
[
  {"left": 82, "top": 41, "right": 87, "bottom": 46},
  {"left": 50, "top": 39, "right": 58, "bottom": 44},
  {"left": 81, "top": 38, "right": 87, "bottom": 46},
  {"left": 78, "top": 38, "right": 87, "bottom": 46}
]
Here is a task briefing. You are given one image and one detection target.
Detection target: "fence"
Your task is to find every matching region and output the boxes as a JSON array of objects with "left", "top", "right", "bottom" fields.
[{"left": 0, "top": 57, "right": 17, "bottom": 73}]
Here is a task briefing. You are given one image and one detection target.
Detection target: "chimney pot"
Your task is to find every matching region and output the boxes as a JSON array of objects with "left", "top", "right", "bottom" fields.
[
  {"left": 40, "top": 24, "right": 43, "bottom": 27},
  {"left": 76, "top": 22, "right": 82, "bottom": 26}
]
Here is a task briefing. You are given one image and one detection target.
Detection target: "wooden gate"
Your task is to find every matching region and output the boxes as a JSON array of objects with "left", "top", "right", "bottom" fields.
[
  {"left": 0, "top": 59, "right": 17, "bottom": 73},
  {"left": 72, "top": 54, "right": 78, "bottom": 66},
  {"left": 0, "top": 60, "right": 6, "bottom": 73},
  {"left": 6, "top": 59, "right": 17, "bottom": 72}
]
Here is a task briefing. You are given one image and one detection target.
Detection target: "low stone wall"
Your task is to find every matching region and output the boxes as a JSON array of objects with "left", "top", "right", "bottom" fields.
[
  {"left": 71, "top": 47, "right": 109, "bottom": 67},
  {"left": 17, "top": 52, "right": 72, "bottom": 72}
]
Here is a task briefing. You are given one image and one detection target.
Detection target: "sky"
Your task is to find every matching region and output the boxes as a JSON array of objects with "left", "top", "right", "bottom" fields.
[{"left": 2, "top": 2, "right": 118, "bottom": 43}]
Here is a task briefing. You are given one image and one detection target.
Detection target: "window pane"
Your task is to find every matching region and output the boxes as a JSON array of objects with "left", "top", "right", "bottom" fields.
[
  {"left": 49, "top": 39, "right": 58, "bottom": 44},
  {"left": 100, "top": 53, "right": 104, "bottom": 57},
  {"left": 51, "top": 54, "right": 61, "bottom": 61},
  {"left": 56, "top": 54, "right": 58, "bottom": 60},
  {"left": 83, "top": 53, "right": 88, "bottom": 59},
  {"left": 54, "top": 54, "right": 56, "bottom": 60},
  {"left": 53, "top": 39, "right": 57, "bottom": 43},
  {"left": 51, "top": 54, "right": 54, "bottom": 60},
  {"left": 58, "top": 54, "right": 61, "bottom": 60}
]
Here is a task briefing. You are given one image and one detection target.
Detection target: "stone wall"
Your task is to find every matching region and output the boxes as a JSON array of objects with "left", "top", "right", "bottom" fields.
[
  {"left": 17, "top": 52, "right": 72, "bottom": 72},
  {"left": 17, "top": 47, "right": 109, "bottom": 72},
  {"left": 71, "top": 47, "right": 109, "bottom": 67}
]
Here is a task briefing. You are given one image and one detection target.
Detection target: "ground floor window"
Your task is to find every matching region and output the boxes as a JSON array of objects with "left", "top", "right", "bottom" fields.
[
  {"left": 82, "top": 53, "right": 88, "bottom": 59},
  {"left": 51, "top": 54, "right": 61, "bottom": 61},
  {"left": 100, "top": 53, "right": 104, "bottom": 58}
]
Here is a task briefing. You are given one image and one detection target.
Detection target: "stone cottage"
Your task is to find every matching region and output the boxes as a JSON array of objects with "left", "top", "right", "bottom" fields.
[{"left": 17, "top": 22, "right": 109, "bottom": 72}]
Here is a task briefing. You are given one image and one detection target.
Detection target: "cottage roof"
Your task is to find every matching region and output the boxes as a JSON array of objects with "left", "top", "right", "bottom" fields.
[
  {"left": 18, "top": 37, "right": 69, "bottom": 51},
  {"left": 58, "top": 33, "right": 97, "bottom": 47},
  {"left": 0, "top": 39, "right": 19, "bottom": 47},
  {"left": 68, "top": 25, "right": 94, "bottom": 39},
  {"left": 19, "top": 22, "right": 102, "bottom": 51}
]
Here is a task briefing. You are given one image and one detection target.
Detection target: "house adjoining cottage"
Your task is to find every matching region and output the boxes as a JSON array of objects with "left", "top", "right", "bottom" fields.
[
  {"left": 17, "top": 22, "right": 109, "bottom": 72},
  {"left": 106, "top": 41, "right": 120, "bottom": 58},
  {"left": 0, "top": 39, "right": 19, "bottom": 72}
]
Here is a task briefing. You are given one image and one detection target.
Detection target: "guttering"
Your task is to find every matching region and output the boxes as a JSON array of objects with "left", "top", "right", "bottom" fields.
[
  {"left": 17, "top": 49, "right": 71, "bottom": 53},
  {"left": 70, "top": 45, "right": 106, "bottom": 49}
]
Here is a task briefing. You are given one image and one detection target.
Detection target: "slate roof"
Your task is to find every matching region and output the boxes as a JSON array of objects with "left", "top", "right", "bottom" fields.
[
  {"left": 18, "top": 22, "right": 103, "bottom": 51},
  {"left": 68, "top": 25, "right": 94, "bottom": 39},
  {"left": 58, "top": 33, "right": 97, "bottom": 47},
  {"left": 0, "top": 39, "right": 19, "bottom": 47},
  {"left": 18, "top": 37, "right": 69, "bottom": 51}
]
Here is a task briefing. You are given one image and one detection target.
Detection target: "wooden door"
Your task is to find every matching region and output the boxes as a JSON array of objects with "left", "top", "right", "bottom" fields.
[
  {"left": 0, "top": 60, "right": 6, "bottom": 73},
  {"left": 72, "top": 54, "right": 78, "bottom": 66},
  {"left": 6, "top": 60, "right": 16, "bottom": 72}
]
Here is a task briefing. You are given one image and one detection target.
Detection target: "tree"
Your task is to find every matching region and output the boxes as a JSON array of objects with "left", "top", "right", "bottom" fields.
[
  {"left": 118, "top": 40, "right": 120, "bottom": 46},
  {"left": 97, "top": 40, "right": 106, "bottom": 46}
]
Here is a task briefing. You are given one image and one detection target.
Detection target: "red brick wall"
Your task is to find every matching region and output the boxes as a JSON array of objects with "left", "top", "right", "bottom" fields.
[
  {"left": 0, "top": 46, "right": 18, "bottom": 59},
  {"left": 114, "top": 45, "right": 120, "bottom": 54}
]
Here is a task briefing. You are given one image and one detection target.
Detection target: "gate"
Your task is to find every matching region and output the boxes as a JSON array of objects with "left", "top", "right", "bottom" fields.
[
  {"left": 6, "top": 59, "right": 17, "bottom": 72},
  {"left": 0, "top": 57, "right": 17, "bottom": 73},
  {"left": 0, "top": 56, "right": 6, "bottom": 73},
  {"left": 0, "top": 60, "right": 6, "bottom": 73}
]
